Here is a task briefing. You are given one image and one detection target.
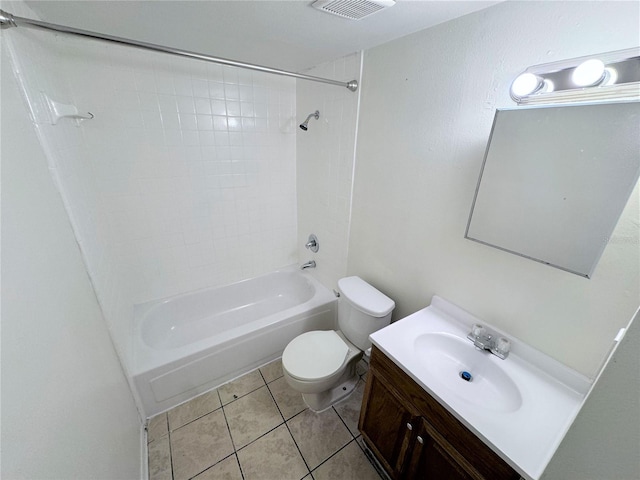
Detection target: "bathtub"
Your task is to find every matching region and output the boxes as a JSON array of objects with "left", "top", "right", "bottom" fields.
[{"left": 132, "top": 266, "right": 337, "bottom": 417}]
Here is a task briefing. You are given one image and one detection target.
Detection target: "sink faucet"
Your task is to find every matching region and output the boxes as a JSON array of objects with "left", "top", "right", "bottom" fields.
[
  {"left": 467, "top": 324, "right": 511, "bottom": 360},
  {"left": 300, "top": 260, "right": 316, "bottom": 270}
]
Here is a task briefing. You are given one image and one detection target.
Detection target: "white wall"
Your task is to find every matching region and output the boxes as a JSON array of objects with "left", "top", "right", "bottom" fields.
[
  {"left": 296, "top": 53, "right": 362, "bottom": 289},
  {"left": 348, "top": 0, "right": 640, "bottom": 378},
  {"left": 542, "top": 307, "right": 640, "bottom": 480},
  {"left": 1, "top": 41, "right": 143, "bottom": 479},
  {"left": 4, "top": 0, "right": 298, "bottom": 374}
]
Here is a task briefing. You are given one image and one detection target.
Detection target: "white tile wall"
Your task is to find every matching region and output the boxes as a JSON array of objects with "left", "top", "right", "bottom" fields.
[
  {"left": 5, "top": 4, "right": 298, "bottom": 372},
  {"left": 296, "top": 53, "right": 362, "bottom": 290}
]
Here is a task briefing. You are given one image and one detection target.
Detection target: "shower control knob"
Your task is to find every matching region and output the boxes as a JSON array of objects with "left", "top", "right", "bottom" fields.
[{"left": 305, "top": 234, "right": 319, "bottom": 253}]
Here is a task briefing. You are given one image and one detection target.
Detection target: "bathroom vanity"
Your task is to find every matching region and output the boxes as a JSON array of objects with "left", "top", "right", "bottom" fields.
[
  {"left": 360, "top": 346, "right": 519, "bottom": 479},
  {"left": 358, "top": 297, "right": 591, "bottom": 480}
]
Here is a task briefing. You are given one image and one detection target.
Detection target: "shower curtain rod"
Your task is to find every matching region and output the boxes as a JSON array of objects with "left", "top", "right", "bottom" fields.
[{"left": 0, "top": 9, "right": 358, "bottom": 92}]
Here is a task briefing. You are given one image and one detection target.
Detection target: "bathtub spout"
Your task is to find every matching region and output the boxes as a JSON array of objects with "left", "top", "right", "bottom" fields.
[{"left": 300, "top": 260, "right": 316, "bottom": 270}]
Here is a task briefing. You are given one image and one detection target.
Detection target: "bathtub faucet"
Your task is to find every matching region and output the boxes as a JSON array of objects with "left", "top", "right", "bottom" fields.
[{"left": 300, "top": 260, "right": 316, "bottom": 270}]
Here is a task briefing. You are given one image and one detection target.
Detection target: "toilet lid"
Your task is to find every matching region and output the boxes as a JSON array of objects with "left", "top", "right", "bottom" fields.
[{"left": 282, "top": 331, "right": 349, "bottom": 381}]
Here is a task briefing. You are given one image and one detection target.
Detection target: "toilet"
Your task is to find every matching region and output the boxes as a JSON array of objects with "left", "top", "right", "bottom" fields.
[{"left": 282, "top": 276, "right": 395, "bottom": 412}]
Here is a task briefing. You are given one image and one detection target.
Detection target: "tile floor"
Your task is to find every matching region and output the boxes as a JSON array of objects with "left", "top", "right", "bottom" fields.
[{"left": 147, "top": 359, "right": 382, "bottom": 480}]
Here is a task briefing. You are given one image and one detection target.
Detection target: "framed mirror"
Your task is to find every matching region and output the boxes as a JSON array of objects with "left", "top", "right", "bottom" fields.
[{"left": 466, "top": 102, "right": 640, "bottom": 278}]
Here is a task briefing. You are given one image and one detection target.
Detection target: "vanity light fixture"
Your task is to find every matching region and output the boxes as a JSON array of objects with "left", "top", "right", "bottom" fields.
[{"left": 509, "top": 47, "right": 639, "bottom": 105}]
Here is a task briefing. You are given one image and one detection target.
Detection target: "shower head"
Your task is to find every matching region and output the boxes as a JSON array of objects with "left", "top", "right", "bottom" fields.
[{"left": 299, "top": 110, "right": 320, "bottom": 131}]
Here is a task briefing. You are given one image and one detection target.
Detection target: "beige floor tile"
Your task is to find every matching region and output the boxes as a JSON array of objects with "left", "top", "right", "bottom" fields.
[
  {"left": 357, "top": 359, "right": 369, "bottom": 377},
  {"left": 193, "top": 454, "right": 243, "bottom": 480},
  {"left": 225, "top": 385, "right": 283, "bottom": 449},
  {"left": 268, "top": 376, "right": 307, "bottom": 419},
  {"left": 333, "top": 379, "right": 366, "bottom": 436},
  {"left": 147, "top": 412, "right": 168, "bottom": 443},
  {"left": 148, "top": 435, "right": 172, "bottom": 480},
  {"left": 312, "top": 440, "right": 380, "bottom": 480},
  {"left": 287, "top": 408, "right": 352, "bottom": 470},
  {"left": 168, "top": 389, "right": 221, "bottom": 430},
  {"left": 171, "top": 409, "right": 235, "bottom": 480},
  {"left": 237, "top": 424, "right": 309, "bottom": 480},
  {"left": 219, "top": 370, "right": 265, "bottom": 405},
  {"left": 260, "top": 358, "right": 283, "bottom": 383}
]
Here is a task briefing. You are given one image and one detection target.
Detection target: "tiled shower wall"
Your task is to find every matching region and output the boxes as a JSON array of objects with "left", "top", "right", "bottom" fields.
[
  {"left": 296, "top": 53, "right": 362, "bottom": 290},
  {"left": 5, "top": 1, "right": 297, "bottom": 371}
]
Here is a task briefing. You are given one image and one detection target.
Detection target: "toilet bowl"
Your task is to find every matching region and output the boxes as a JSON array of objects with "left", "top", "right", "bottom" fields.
[{"left": 282, "top": 276, "right": 395, "bottom": 412}]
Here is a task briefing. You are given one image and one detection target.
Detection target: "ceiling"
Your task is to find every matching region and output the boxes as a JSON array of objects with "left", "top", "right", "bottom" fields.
[{"left": 25, "top": 1, "right": 501, "bottom": 73}]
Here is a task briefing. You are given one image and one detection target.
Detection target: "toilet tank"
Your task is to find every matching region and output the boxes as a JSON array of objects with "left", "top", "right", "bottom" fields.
[{"left": 337, "top": 276, "right": 395, "bottom": 351}]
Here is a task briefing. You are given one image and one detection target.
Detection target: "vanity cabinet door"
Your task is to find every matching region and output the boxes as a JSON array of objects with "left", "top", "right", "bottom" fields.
[
  {"left": 404, "top": 417, "right": 482, "bottom": 480},
  {"left": 359, "top": 365, "right": 419, "bottom": 478}
]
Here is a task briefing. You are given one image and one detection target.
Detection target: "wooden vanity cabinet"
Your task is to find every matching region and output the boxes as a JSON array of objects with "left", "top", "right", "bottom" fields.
[{"left": 359, "top": 347, "right": 521, "bottom": 480}]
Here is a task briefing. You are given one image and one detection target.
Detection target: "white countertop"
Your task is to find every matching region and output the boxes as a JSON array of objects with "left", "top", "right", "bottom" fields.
[{"left": 369, "top": 296, "right": 592, "bottom": 480}]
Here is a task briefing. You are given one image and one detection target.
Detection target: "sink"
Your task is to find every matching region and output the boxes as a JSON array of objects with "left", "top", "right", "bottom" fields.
[
  {"left": 414, "top": 332, "right": 523, "bottom": 413},
  {"left": 370, "top": 296, "right": 591, "bottom": 480}
]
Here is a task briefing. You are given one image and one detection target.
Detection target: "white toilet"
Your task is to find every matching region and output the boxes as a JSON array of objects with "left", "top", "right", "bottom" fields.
[{"left": 282, "top": 276, "right": 395, "bottom": 412}]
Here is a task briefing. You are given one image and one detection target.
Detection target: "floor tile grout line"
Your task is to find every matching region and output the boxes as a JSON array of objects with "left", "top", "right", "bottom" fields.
[
  {"left": 310, "top": 436, "right": 384, "bottom": 480},
  {"left": 185, "top": 451, "right": 237, "bottom": 480},
  {"left": 167, "top": 415, "right": 175, "bottom": 480},
  {"left": 287, "top": 407, "right": 355, "bottom": 475},
  {"left": 233, "top": 452, "right": 245, "bottom": 480},
  {"left": 264, "top": 380, "right": 307, "bottom": 439},
  {"left": 237, "top": 416, "right": 289, "bottom": 449},
  {"left": 218, "top": 396, "right": 248, "bottom": 480},
  {"left": 308, "top": 437, "right": 358, "bottom": 476},
  {"left": 263, "top": 378, "right": 286, "bottom": 424},
  {"left": 219, "top": 395, "right": 240, "bottom": 454},
  {"left": 283, "top": 419, "right": 313, "bottom": 476},
  {"left": 332, "top": 404, "right": 359, "bottom": 441},
  {"left": 264, "top": 380, "right": 313, "bottom": 476},
  {"left": 168, "top": 406, "right": 221, "bottom": 434},
  {"left": 258, "top": 361, "right": 284, "bottom": 385}
]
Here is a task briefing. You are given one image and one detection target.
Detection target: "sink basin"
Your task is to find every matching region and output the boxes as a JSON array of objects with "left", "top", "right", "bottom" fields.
[{"left": 414, "top": 332, "right": 523, "bottom": 413}]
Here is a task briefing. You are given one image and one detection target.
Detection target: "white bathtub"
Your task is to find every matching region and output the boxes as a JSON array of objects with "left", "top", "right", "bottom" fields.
[{"left": 132, "top": 266, "right": 337, "bottom": 417}]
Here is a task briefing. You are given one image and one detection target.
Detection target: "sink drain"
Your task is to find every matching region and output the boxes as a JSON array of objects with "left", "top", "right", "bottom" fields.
[{"left": 459, "top": 371, "right": 473, "bottom": 382}]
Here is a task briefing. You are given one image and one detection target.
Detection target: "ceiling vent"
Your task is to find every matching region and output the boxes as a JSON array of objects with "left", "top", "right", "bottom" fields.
[{"left": 311, "top": 0, "right": 396, "bottom": 20}]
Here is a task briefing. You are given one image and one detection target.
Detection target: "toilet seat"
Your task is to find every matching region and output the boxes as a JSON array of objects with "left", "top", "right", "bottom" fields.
[{"left": 282, "top": 331, "right": 349, "bottom": 382}]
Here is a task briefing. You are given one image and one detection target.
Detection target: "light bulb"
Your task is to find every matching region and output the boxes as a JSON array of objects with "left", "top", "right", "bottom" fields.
[
  {"left": 572, "top": 59, "right": 606, "bottom": 87},
  {"left": 510, "top": 73, "right": 543, "bottom": 97},
  {"left": 603, "top": 67, "right": 618, "bottom": 86}
]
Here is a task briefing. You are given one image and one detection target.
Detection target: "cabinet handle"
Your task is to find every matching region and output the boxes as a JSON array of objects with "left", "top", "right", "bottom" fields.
[
  {"left": 406, "top": 423, "right": 413, "bottom": 431},
  {"left": 417, "top": 436, "right": 424, "bottom": 444}
]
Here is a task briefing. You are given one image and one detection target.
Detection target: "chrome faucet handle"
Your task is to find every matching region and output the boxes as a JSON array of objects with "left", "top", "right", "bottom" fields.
[
  {"left": 469, "top": 323, "right": 485, "bottom": 339},
  {"left": 305, "top": 234, "right": 319, "bottom": 253},
  {"left": 491, "top": 337, "right": 511, "bottom": 359}
]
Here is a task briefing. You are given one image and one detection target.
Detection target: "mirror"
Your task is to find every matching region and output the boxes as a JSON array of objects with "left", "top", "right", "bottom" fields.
[{"left": 466, "top": 102, "right": 640, "bottom": 278}]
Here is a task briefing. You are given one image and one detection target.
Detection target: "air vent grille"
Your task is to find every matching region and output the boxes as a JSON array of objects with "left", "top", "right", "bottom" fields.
[{"left": 312, "top": 0, "right": 395, "bottom": 20}]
